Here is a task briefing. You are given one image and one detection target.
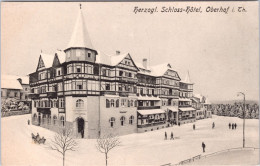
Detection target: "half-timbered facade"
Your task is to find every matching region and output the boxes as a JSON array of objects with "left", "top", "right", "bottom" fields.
[{"left": 29, "top": 7, "right": 195, "bottom": 138}]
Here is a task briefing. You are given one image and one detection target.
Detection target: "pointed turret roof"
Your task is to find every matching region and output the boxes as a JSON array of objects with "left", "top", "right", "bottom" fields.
[
  {"left": 182, "top": 71, "right": 193, "bottom": 84},
  {"left": 66, "top": 8, "right": 94, "bottom": 51}
]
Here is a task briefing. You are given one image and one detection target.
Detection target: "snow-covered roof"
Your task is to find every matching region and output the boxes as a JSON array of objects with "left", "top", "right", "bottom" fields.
[
  {"left": 179, "top": 107, "right": 196, "bottom": 112},
  {"left": 150, "top": 63, "right": 172, "bottom": 76},
  {"left": 96, "top": 51, "right": 131, "bottom": 67},
  {"left": 55, "top": 50, "right": 66, "bottom": 64},
  {"left": 138, "top": 109, "right": 165, "bottom": 115},
  {"left": 1, "top": 75, "right": 29, "bottom": 85},
  {"left": 40, "top": 53, "right": 54, "bottom": 68},
  {"left": 1, "top": 75, "right": 23, "bottom": 90},
  {"left": 66, "top": 9, "right": 94, "bottom": 50},
  {"left": 110, "top": 53, "right": 129, "bottom": 66},
  {"left": 194, "top": 94, "right": 204, "bottom": 102}
]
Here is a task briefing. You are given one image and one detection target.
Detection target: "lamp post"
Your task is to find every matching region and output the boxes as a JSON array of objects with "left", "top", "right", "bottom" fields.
[{"left": 237, "top": 92, "right": 245, "bottom": 148}]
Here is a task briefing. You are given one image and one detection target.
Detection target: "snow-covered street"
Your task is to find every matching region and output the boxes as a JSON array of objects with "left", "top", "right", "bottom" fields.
[{"left": 2, "top": 115, "right": 259, "bottom": 166}]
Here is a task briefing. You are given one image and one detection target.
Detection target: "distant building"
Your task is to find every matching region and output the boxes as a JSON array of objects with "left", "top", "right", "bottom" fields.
[
  {"left": 192, "top": 94, "right": 212, "bottom": 119},
  {"left": 1, "top": 75, "right": 30, "bottom": 101},
  {"left": 29, "top": 8, "right": 196, "bottom": 138}
]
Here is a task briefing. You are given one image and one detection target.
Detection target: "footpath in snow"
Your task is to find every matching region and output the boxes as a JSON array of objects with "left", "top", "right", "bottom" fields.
[{"left": 1, "top": 115, "right": 259, "bottom": 166}]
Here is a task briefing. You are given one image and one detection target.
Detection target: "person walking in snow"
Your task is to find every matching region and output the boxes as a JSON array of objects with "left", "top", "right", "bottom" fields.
[
  {"left": 28, "top": 119, "right": 30, "bottom": 125},
  {"left": 202, "top": 142, "right": 206, "bottom": 153},
  {"left": 193, "top": 124, "right": 196, "bottom": 130},
  {"left": 234, "top": 123, "right": 237, "bottom": 129},
  {"left": 170, "top": 132, "right": 174, "bottom": 140},
  {"left": 165, "top": 132, "right": 167, "bottom": 140},
  {"left": 229, "top": 123, "right": 231, "bottom": 129},
  {"left": 232, "top": 123, "right": 234, "bottom": 130},
  {"left": 212, "top": 122, "right": 215, "bottom": 129}
]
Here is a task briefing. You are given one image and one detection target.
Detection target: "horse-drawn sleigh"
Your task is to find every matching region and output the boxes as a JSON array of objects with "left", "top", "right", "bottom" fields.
[{"left": 32, "top": 133, "right": 46, "bottom": 144}]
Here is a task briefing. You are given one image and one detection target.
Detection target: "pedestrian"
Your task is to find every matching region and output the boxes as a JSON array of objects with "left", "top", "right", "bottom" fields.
[
  {"left": 234, "top": 123, "right": 237, "bottom": 129},
  {"left": 229, "top": 123, "right": 231, "bottom": 129},
  {"left": 81, "top": 130, "right": 84, "bottom": 138},
  {"left": 165, "top": 132, "right": 167, "bottom": 140},
  {"left": 28, "top": 119, "right": 30, "bottom": 125},
  {"left": 202, "top": 142, "right": 206, "bottom": 153},
  {"left": 171, "top": 132, "right": 174, "bottom": 140},
  {"left": 212, "top": 122, "right": 215, "bottom": 129},
  {"left": 178, "top": 122, "right": 180, "bottom": 126},
  {"left": 193, "top": 124, "right": 196, "bottom": 130},
  {"left": 232, "top": 123, "right": 234, "bottom": 130}
]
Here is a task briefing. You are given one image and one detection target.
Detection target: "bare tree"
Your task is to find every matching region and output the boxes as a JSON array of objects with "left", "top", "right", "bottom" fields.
[
  {"left": 48, "top": 126, "right": 78, "bottom": 166},
  {"left": 96, "top": 134, "right": 121, "bottom": 166}
]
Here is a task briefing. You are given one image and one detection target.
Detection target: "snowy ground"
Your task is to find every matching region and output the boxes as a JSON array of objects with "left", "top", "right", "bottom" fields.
[
  {"left": 1, "top": 115, "right": 259, "bottom": 166},
  {"left": 187, "top": 148, "right": 259, "bottom": 165}
]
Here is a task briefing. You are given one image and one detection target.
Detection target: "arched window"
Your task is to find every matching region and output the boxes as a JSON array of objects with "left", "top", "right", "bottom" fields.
[
  {"left": 111, "top": 99, "right": 115, "bottom": 107},
  {"left": 33, "top": 113, "right": 37, "bottom": 122},
  {"left": 116, "top": 99, "right": 119, "bottom": 107},
  {"left": 60, "top": 116, "right": 65, "bottom": 127},
  {"left": 129, "top": 115, "right": 134, "bottom": 125},
  {"left": 109, "top": 117, "right": 115, "bottom": 128},
  {"left": 120, "top": 116, "right": 125, "bottom": 126},
  {"left": 106, "top": 99, "right": 110, "bottom": 108},
  {"left": 53, "top": 115, "right": 57, "bottom": 125},
  {"left": 76, "top": 99, "right": 84, "bottom": 108}
]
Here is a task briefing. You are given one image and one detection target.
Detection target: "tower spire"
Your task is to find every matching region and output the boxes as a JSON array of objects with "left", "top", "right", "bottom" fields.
[{"left": 65, "top": 6, "right": 94, "bottom": 51}]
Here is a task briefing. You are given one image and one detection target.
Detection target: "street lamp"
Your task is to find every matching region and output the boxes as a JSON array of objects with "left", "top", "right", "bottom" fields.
[{"left": 237, "top": 92, "right": 245, "bottom": 148}]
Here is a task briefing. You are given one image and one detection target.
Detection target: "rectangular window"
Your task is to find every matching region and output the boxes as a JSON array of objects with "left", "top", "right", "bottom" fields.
[
  {"left": 59, "top": 98, "right": 64, "bottom": 108},
  {"left": 88, "top": 52, "right": 91, "bottom": 58},
  {"left": 77, "top": 67, "right": 81, "bottom": 73},
  {"left": 105, "top": 84, "right": 110, "bottom": 90}
]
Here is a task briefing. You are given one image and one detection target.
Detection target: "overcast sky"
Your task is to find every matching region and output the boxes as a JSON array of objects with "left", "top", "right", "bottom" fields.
[{"left": 1, "top": 2, "right": 259, "bottom": 102}]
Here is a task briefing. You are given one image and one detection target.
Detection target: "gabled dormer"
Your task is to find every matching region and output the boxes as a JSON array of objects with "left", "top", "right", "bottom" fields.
[
  {"left": 64, "top": 7, "right": 97, "bottom": 63},
  {"left": 113, "top": 53, "right": 139, "bottom": 72},
  {"left": 36, "top": 53, "right": 54, "bottom": 71}
]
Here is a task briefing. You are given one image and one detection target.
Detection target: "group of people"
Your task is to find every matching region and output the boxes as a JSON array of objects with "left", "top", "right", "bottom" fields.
[
  {"left": 229, "top": 123, "right": 237, "bottom": 130},
  {"left": 164, "top": 131, "right": 174, "bottom": 140}
]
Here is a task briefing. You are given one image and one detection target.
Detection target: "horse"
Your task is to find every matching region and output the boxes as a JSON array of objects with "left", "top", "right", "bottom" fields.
[{"left": 38, "top": 137, "right": 46, "bottom": 144}]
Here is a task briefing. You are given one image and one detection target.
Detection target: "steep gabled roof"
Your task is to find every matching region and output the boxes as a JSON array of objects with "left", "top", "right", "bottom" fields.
[
  {"left": 39, "top": 53, "right": 55, "bottom": 69},
  {"left": 55, "top": 50, "right": 66, "bottom": 64},
  {"left": 65, "top": 9, "right": 94, "bottom": 50}
]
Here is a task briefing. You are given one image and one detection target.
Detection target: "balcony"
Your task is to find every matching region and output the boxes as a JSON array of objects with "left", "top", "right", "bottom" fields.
[
  {"left": 137, "top": 106, "right": 161, "bottom": 110},
  {"left": 179, "top": 105, "right": 192, "bottom": 108},
  {"left": 119, "top": 92, "right": 129, "bottom": 97},
  {"left": 118, "top": 77, "right": 138, "bottom": 83},
  {"left": 28, "top": 93, "right": 39, "bottom": 99},
  {"left": 100, "top": 91, "right": 117, "bottom": 96},
  {"left": 137, "top": 121, "right": 166, "bottom": 128},
  {"left": 47, "top": 91, "right": 57, "bottom": 98}
]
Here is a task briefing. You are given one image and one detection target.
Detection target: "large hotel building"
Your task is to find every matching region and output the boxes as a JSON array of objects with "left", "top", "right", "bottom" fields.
[{"left": 29, "top": 8, "right": 196, "bottom": 138}]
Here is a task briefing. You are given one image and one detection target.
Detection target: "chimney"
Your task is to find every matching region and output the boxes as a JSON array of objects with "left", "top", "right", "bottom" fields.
[
  {"left": 143, "top": 58, "right": 147, "bottom": 69},
  {"left": 17, "top": 78, "right": 22, "bottom": 84},
  {"left": 116, "top": 50, "right": 120, "bottom": 55}
]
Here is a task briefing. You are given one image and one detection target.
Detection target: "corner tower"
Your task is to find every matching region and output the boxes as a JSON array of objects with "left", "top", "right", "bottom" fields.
[{"left": 64, "top": 5, "right": 97, "bottom": 62}]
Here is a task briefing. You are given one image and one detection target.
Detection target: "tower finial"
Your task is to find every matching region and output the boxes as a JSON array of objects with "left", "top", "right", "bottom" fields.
[{"left": 79, "top": 3, "right": 82, "bottom": 9}]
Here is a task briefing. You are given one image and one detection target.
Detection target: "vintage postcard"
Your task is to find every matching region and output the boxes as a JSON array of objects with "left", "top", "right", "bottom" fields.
[{"left": 1, "top": 1, "right": 259, "bottom": 166}]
